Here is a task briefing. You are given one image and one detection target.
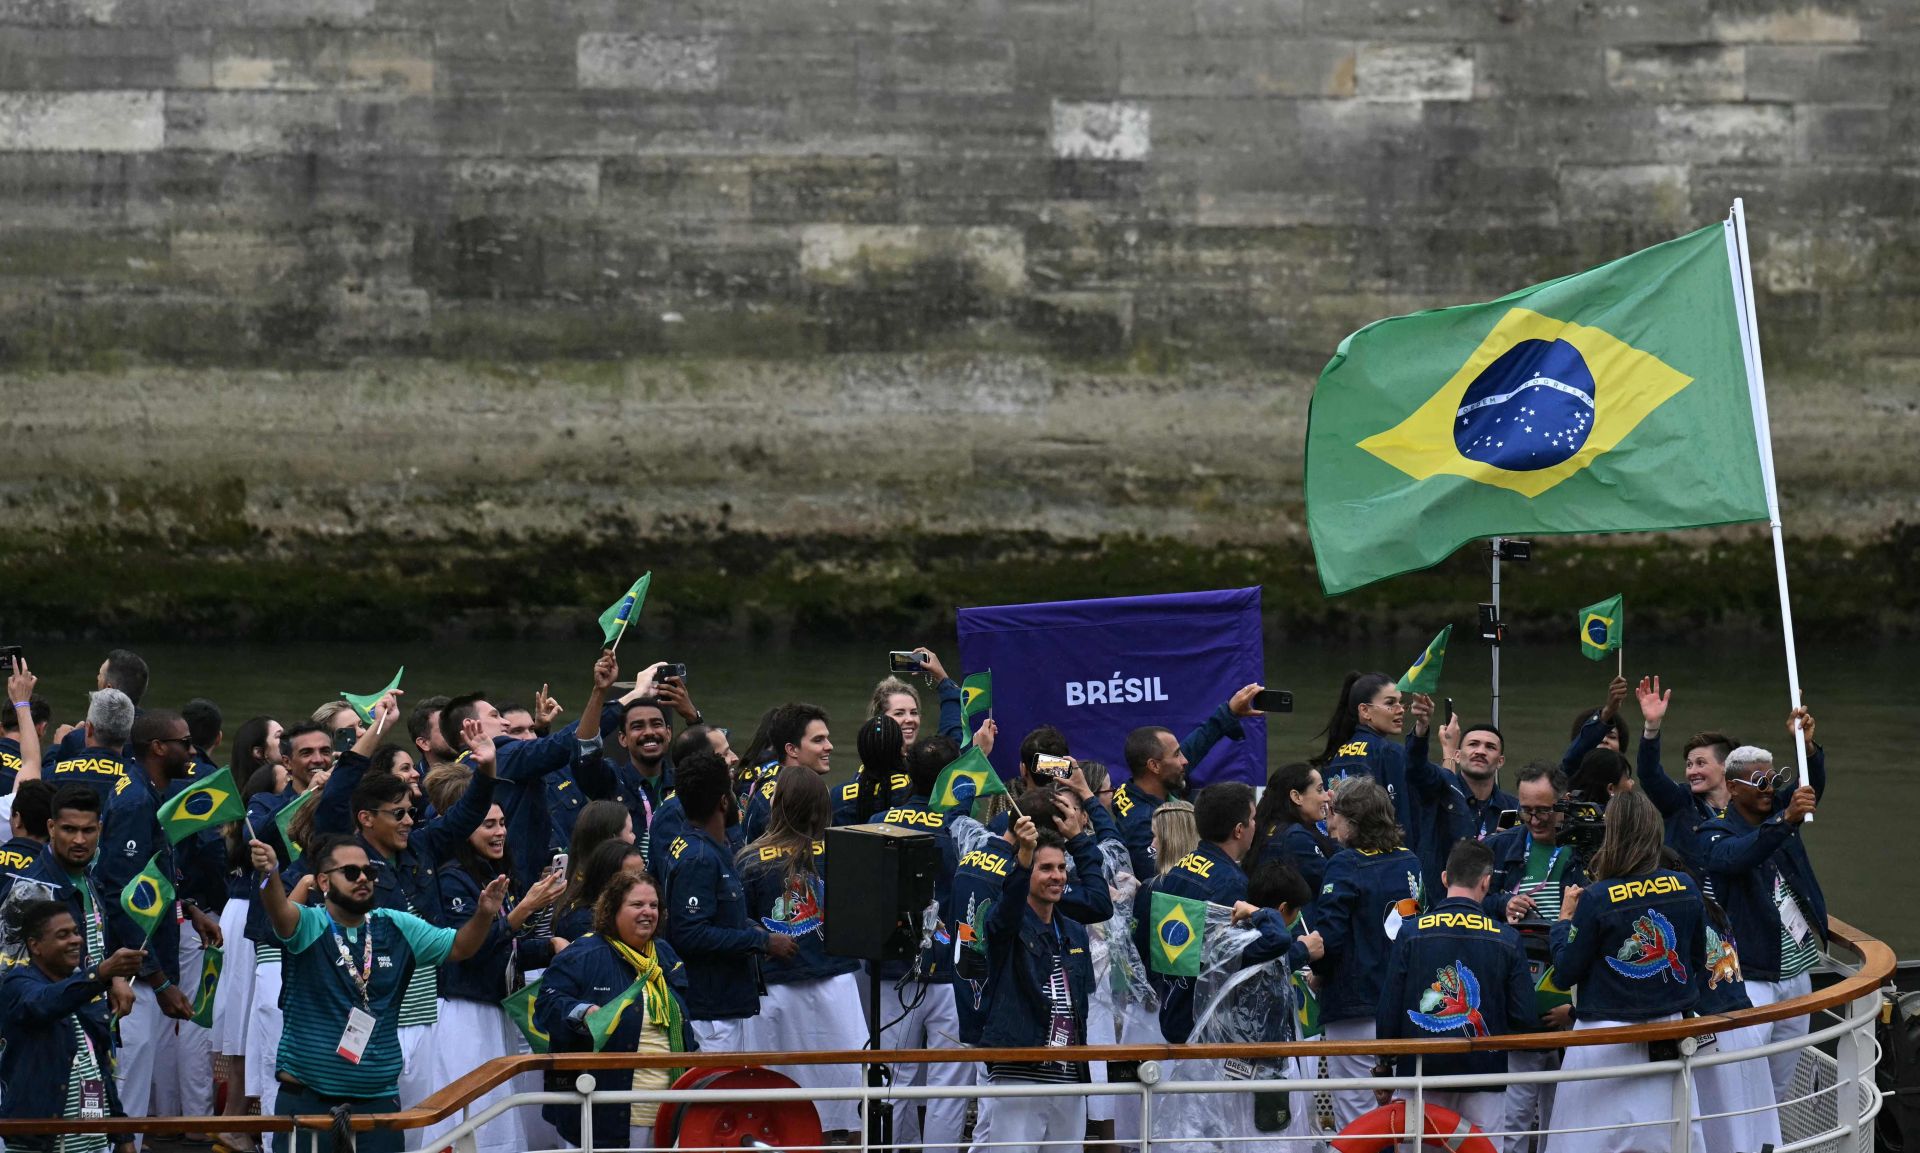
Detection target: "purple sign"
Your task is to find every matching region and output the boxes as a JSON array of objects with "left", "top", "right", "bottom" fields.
[{"left": 956, "top": 587, "right": 1266, "bottom": 788}]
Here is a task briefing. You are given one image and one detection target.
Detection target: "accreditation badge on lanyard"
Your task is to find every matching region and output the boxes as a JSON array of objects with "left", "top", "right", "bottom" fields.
[
  {"left": 77, "top": 1031, "right": 106, "bottom": 1119},
  {"left": 331, "top": 920, "right": 379, "bottom": 1064}
]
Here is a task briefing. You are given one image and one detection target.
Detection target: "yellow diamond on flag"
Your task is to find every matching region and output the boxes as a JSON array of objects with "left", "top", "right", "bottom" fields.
[{"left": 1357, "top": 307, "right": 1695, "bottom": 499}]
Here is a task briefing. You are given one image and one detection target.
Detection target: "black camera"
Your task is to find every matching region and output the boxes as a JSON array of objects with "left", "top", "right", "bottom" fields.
[
  {"left": 1553, "top": 797, "right": 1607, "bottom": 863},
  {"left": 658, "top": 663, "right": 688, "bottom": 681}
]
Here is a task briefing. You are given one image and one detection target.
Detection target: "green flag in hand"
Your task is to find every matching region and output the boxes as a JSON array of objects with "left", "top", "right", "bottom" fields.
[
  {"left": 156, "top": 767, "right": 245, "bottom": 844},
  {"left": 191, "top": 946, "right": 223, "bottom": 1028},
  {"left": 599, "top": 574, "right": 652, "bottom": 647},
  {"left": 586, "top": 977, "right": 648, "bottom": 1052},
  {"left": 1578, "top": 594, "right": 1624, "bottom": 660},
  {"left": 273, "top": 789, "right": 316, "bottom": 860},
  {"left": 342, "top": 667, "right": 404, "bottom": 725},
  {"left": 1149, "top": 891, "right": 1205, "bottom": 977},
  {"left": 502, "top": 981, "right": 549, "bottom": 1054},
  {"left": 1396, "top": 625, "right": 1451, "bottom": 695},
  {"left": 1305, "top": 222, "right": 1769, "bottom": 595},
  {"left": 929, "top": 745, "right": 1008, "bottom": 811},
  {"left": 120, "top": 854, "right": 175, "bottom": 942},
  {"left": 961, "top": 671, "right": 992, "bottom": 723}
]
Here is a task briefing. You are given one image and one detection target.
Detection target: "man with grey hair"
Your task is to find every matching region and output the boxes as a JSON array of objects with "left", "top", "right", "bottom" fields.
[
  {"left": 1699, "top": 740, "right": 1824, "bottom": 1104},
  {"left": 49, "top": 688, "right": 138, "bottom": 806}
]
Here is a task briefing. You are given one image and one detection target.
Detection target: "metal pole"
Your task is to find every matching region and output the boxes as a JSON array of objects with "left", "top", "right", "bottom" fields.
[
  {"left": 1490, "top": 538, "right": 1502, "bottom": 727},
  {"left": 1410, "top": 1053, "right": 1425, "bottom": 1148},
  {"left": 1671, "top": 1043, "right": 1695, "bottom": 1153}
]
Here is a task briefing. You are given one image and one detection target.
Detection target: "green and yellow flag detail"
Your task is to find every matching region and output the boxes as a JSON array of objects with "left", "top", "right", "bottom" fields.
[
  {"left": 502, "top": 980, "right": 550, "bottom": 1054},
  {"left": 342, "top": 667, "right": 404, "bottom": 725},
  {"left": 1288, "top": 912, "right": 1321, "bottom": 1038},
  {"left": 958, "top": 670, "right": 992, "bottom": 747},
  {"left": 1579, "top": 594, "right": 1624, "bottom": 661},
  {"left": 156, "top": 767, "right": 245, "bottom": 844},
  {"left": 274, "top": 789, "right": 316, "bottom": 861},
  {"left": 929, "top": 745, "right": 1008, "bottom": 810},
  {"left": 586, "top": 976, "right": 647, "bottom": 1052},
  {"left": 599, "top": 574, "right": 652, "bottom": 646},
  {"left": 1306, "top": 222, "right": 1769, "bottom": 595},
  {"left": 191, "top": 946, "right": 223, "bottom": 1028},
  {"left": 120, "top": 854, "right": 175, "bottom": 941},
  {"left": 1396, "top": 625, "right": 1451, "bottom": 695},
  {"left": 1148, "top": 890, "right": 1204, "bottom": 977}
]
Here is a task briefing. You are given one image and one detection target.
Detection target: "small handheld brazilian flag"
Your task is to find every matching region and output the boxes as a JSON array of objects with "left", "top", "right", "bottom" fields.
[
  {"left": 156, "top": 767, "right": 245, "bottom": 844},
  {"left": 599, "top": 574, "right": 652, "bottom": 648},
  {"left": 342, "top": 667, "right": 405, "bottom": 726},
  {"left": 586, "top": 976, "right": 648, "bottom": 1052},
  {"left": 1578, "top": 594, "right": 1624, "bottom": 661},
  {"left": 191, "top": 946, "right": 223, "bottom": 1028},
  {"left": 120, "top": 854, "right": 175, "bottom": 942},
  {"left": 502, "top": 980, "right": 550, "bottom": 1054},
  {"left": 1396, "top": 625, "right": 1451, "bottom": 695},
  {"left": 930, "top": 745, "right": 1008, "bottom": 810},
  {"left": 958, "top": 670, "right": 993, "bottom": 748},
  {"left": 273, "top": 789, "right": 316, "bottom": 861},
  {"left": 1149, "top": 890, "right": 1205, "bottom": 977}
]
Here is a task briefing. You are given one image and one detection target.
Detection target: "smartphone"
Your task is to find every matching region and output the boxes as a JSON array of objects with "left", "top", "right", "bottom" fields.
[
  {"left": 1251, "top": 689, "right": 1293, "bottom": 713},
  {"left": 1034, "top": 754, "right": 1073, "bottom": 781},
  {"left": 331, "top": 726, "right": 357, "bottom": 754},
  {"left": 887, "top": 651, "right": 927, "bottom": 673},
  {"left": 0, "top": 645, "right": 20, "bottom": 675},
  {"left": 657, "top": 663, "right": 688, "bottom": 681},
  {"left": 1444, "top": 697, "right": 1455, "bottom": 722},
  {"left": 1496, "top": 808, "right": 1520, "bottom": 831},
  {"left": 548, "top": 851, "right": 568, "bottom": 875}
]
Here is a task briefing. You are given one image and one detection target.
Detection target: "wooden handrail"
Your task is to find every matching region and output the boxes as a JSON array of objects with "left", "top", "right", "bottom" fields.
[{"left": 0, "top": 916, "right": 1894, "bottom": 1138}]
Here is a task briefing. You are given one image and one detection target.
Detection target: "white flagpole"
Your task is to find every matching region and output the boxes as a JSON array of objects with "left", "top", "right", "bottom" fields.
[{"left": 1727, "top": 199, "right": 1812, "bottom": 814}]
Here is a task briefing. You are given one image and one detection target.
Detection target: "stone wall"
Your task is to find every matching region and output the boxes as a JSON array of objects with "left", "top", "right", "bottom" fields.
[{"left": 0, "top": 0, "right": 1915, "bottom": 636}]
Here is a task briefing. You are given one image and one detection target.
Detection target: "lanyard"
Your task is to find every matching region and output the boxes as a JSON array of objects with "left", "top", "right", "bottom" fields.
[
  {"left": 1519, "top": 842, "right": 1565, "bottom": 895},
  {"left": 328, "top": 918, "right": 375, "bottom": 1010}
]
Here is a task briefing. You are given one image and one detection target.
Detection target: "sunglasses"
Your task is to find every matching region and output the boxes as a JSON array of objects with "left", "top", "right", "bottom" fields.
[
  {"left": 371, "top": 806, "right": 421, "bottom": 822},
  {"left": 1730, "top": 771, "right": 1781, "bottom": 792},
  {"left": 325, "top": 863, "right": 384, "bottom": 883}
]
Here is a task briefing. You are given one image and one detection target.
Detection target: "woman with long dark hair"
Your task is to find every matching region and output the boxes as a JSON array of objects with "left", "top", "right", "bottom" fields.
[
  {"left": 555, "top": 838, "right": 647, "bottom": 942},
  {"left": 419, "top": 773, "right": 567, "bottom": 1153},
  {"left": 1546, "top": 789, "right": 1707, "bottom": 1153},
  {"left": 1249, "top": 762, "right": 1338, "bottom": 890},
  {"left": 1309, "top": 777, "right": 1425, "bottom": 1131},
  {"left": 739, "top": 768, "right": 866, "bottom": 1136},
  {"left": 837, "top": 713, "right": 906, "bottom": 825},
  {"left": 1311, "top": 671, "right": 1455, "bottom": 889}
]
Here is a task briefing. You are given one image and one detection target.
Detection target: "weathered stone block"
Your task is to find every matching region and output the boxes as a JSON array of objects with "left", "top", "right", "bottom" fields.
[
  {"left": 451, "top": 159, "right": 601, "bottom": 213},
  {"left": 1606, "top": 45, "right": 1745, "bottom": 100},
  {"left": 1651, "top": 102, "right": 1795, "bottom": 163},
  {"left": 1744, "top": 45, "right": 1896, "bottom": 104},
  {"left": 863, "top": 35, "right": 1016, "bottom": 96},
  {"left": 1559, "top": 163, "right": 1692, "bottom": 224},
  {"left": 1119, "top": 37, "right": 1356, "bottom": 98},
  {"left": 1711, "top": 5, "right": 1860, "bottom": 43},
  {"left": 750, "top": 156, "right": 900, "bottom": 224},
  {"left": 209, "top": 32, "right": 434, "bottom": 94},
  {"left": 0, "top": 0, "right": 115, "bottom": 25},
  {"left": 1193, "top": 0, "right": 1304, "bottom": 34},
  {"left": 1473, "top": 41, "right": 1608, "bottom": 98},
  {"left": 1355, "top": 43, "right": 1473, "bottom": 101},
  {"left": 598, "top": 157, "right": 752, "bottom": 222},
  {"left": 1050, "top": 99, "right": 1150, "bottom": 160},
  {"left": 577, "top": 33, "right": 722, "bottom": 92},
  {"left": 0, "top": 28, "right": 211, "bottom": 90},
  {"left": 799, "top": 224, "right": 1027, "bottom": 295},
  {"left": 163, "top": 91, "right": 340, "bottom": 153},
  {"left": 0, "top": 91, "right": 163, "bottom": 152}
]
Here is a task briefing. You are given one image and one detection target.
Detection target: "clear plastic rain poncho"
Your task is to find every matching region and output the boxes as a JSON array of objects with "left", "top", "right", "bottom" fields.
[
  {"left": 1152, "top": 903, "right": 1298, "bottom": 1148},
  {"left": 0, "top": 873, "right": 63, "bottom": 966}
]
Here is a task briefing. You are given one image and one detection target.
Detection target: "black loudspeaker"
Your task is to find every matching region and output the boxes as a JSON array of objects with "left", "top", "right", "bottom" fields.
[{"left": 824, "top": 823, "right": 939, "bottom": 962}]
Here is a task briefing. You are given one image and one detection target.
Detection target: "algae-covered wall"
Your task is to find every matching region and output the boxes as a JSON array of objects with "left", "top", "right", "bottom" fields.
[{"left": 0, "top": 0, "right": 1915, "bottom": 638}]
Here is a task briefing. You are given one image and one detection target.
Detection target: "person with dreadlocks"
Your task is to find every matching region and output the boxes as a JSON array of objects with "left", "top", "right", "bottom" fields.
[
  {"left": 739, "top": 768, "right": 866, "bottom": 1136},
  {"left": 833, "top": 714, "right": 909, "bottom": 826}
]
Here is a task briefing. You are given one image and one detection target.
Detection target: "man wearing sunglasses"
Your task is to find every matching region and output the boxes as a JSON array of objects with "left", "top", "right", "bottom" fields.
[
  {"left": 250, "top": 831, "right": 508, "bottom": 1153},
  {"left": 95, "top": 709, "right": 227, "bottom": 1148},
  {"left": 1699, "top": 743, "right": 1824, "bottom": 1106},
  {"left": 310, "top": 690, "right": 500, "bottom": 1123}
]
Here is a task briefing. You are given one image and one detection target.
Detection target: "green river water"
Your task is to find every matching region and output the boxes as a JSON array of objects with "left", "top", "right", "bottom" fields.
[{"left": 16, "top": 635, "right": 1910, "bottom": 955}]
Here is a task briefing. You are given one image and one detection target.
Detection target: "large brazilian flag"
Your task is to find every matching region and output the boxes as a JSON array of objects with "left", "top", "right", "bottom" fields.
[{"left": 1306, "top": 222, "right": 1769, "bottom": 595}]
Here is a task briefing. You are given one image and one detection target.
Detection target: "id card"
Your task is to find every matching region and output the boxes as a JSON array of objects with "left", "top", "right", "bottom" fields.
[
  {"left": 337, "top": 1007, "right": 377, "bottom": 1064},
  {"left": 1775, "top": 879, "right": 1812, "bottom": 944},
  {"left": 1223, "top": 1058, "right": 1255, "bottom": 1081},
  {"left": 80, "top": 1077, "right": 107, "bottom": 1119}
]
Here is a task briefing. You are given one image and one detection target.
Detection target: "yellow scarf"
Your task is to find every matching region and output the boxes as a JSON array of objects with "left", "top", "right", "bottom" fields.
[{"left": 608, "top": 937, "right": 677, "bottom": 1042}]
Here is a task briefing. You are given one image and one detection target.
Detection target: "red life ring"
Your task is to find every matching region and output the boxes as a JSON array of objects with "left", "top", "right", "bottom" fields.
[
  {"left": 652, "top": 1066, "right": 824, "bottom": 1151},
  {"left": 1333, "top": 1099, "right": 1497, "bottom": 1153}
]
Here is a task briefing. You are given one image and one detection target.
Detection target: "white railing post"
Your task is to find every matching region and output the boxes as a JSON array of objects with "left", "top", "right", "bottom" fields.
[
  {"left": 1671, "top": 1037, "right": 1696, "bottom": 1153},
  {"left": 1409, "top": 1053, "right": 1424, "bottom": 1148},
  {"left": 576, "top": 1073, "right": 597, "bottom": 1153},
  {"left": 1138, "top": 1059, "right": 1159, "bottom": 1153},
  {"left": 1835, "top": 990, "right": 1875, "bottom": 1144}
]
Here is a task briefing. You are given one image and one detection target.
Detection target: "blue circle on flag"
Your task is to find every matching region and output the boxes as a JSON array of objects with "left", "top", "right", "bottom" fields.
[
  {"left": 185, "top": 792, "right": 215, "bottom": 816},
  {"left": 1586, "top": 617, "right": 1610, "bottom": 645},
  {"left": 1159, "top": 921, "right": 1191, "bottom": 949},
  {"left": 1453, "top": 338, "right": 1596, "bottom": 471}
]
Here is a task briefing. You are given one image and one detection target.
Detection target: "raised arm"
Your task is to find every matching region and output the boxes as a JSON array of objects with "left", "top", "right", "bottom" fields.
[
  {"left": 250, "top": 838, "right": 304, "bottom": 941},
  {"left": 7, "top": 658, "right": 41, "bottom": 790},
  {"left": 1177, "top": 684, "right": 1260, "bottom": 765},
  {"left": 448, "top": 875, "right": 512, "bottom": 962}
]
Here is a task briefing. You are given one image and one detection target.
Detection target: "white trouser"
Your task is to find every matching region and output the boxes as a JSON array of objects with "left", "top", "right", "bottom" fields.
[
  {"left": 1694, "top": 1020, "right": 1782, "bottom": 1153},
  {"left": 742, "top": 975, "right": 868, "bottom": 1131},
  {"left": 1322, "top": 1017, "right": 1378, "bottom": 1133},
  {"left": 417, "top": 999, "right": 529, "bottom": 1153},
  {"left": 397, "top": 1023, "right": 437, "bottom": 1150},
  {"left": 1502, "top": 1048, "right": 1559, "bottom": 1153},
  {"left": 1084, "top": 979, "right": 1117, "bottom": 1124},
  {"left": 1409, "top": 1089, "right": 1503, "bottom": 1139},
  {"left": 245, "top": 961, "right": 283, "bottom": 1114},
  {"left": 691, "top": 1016, "right": 748, "bottom": 1052},
  {"left": 977, "top": 1080, "right": 1086, "bottom": 1153},
  {"left": 214, "top": 901, "right": 257, "bottom": 1058},
  {"left": 1747, "top": 972, "right": 1815, "bottom": 1104},
  {"left": 117, "top": 981, "right": 168, "bottom": 1148},
  {"left": 170, "top": 920, "right": 217, "bottom": 1117},
  {"left": 879, "top": 979, "right": 972, "bottom": 1153},
  {"left": 1546, "top": 1016, "right": 1702, "bottom": 1153}
]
